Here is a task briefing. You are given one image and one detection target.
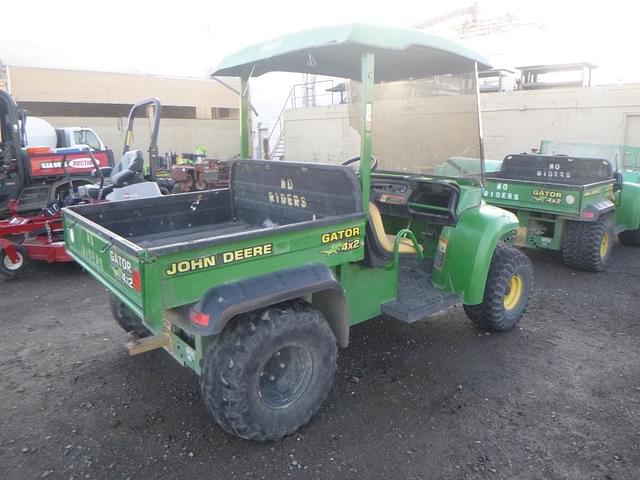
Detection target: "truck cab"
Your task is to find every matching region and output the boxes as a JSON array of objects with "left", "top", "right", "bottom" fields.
[{"left": 56, "top": 127, "right": 107, "bottom": 151}]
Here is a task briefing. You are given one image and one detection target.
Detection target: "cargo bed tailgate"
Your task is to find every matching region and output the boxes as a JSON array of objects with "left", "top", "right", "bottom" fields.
[
  {"left": 485, "top": 178, "right": 587, "bottom": 216},
  {"left": 63, "top": 208, "right": 145, "bottom": 317}
]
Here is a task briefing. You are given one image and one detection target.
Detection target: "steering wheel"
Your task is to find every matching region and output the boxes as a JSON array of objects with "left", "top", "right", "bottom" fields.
[{"left": 341, "top": 154, "right": 379, "bottom": 172}]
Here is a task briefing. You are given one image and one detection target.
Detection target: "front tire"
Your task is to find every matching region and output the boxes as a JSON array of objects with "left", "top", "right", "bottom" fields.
[
  {"left": 464, "top": 246, "right": 534, "bottom": 332},
  {"left": 562, "top": 218, "right": 613, "bottom": 271},
  {"left": 0, "top": 244, "right": 28, "bottom": 279},
  {"left": 200, "top": 301, "right": 337, "bottom": 442}
]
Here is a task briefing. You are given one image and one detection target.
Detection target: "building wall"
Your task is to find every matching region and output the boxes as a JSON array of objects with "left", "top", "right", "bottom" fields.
[
  {"left": 481, "top": 84, "right": 640, "bottom": 159},
  {"left": 38, "top": 116, "right": 240, "bottom": 159},
  {"left": 283, "top": 105, "right": 360, "bottom": 164},
  {"left": 9, "top": 67, "right": 240, "bottom": 115},
  {"left": 8, "top": 66, "right": 243, "bottom": 158},
  {"left": 283, "top": 84, "right": 640, "bottom": 166}
]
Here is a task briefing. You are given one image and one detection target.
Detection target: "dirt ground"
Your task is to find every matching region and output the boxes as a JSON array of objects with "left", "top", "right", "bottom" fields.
[{"left": 1, "top": 246, "right": 639, "bottom": 480}]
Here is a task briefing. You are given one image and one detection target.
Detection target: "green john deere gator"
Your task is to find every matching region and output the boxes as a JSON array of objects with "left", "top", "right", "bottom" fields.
[
  {"left": 539, "top": 139, "right": 640, "bottom": 247},
  {"left": 483, "top": 145, "right": 640, "bottom": 272},
  {"left": 63, "top": 23, "right": 534, "bottom": 441}
]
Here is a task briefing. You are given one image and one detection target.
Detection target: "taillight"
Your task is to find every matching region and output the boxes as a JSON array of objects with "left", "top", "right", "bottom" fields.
[
  {"left": 189, "top": 309, "right": 210, "bottom": 327},
  {"left": 132, "top": 270, "right": 142, "bottom": 292}
]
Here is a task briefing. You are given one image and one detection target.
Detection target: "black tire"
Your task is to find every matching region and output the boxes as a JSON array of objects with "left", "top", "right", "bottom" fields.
[
  {"left": 463, "top": 246, "right": 534, "bottom": 332},
  {"left": 562, "top": 218, "right": 613, "bottom": 272},
  {"left": 108, "top": 293, "right": 150, "bottom": 337},
  {"left": 618, "top": 229, "right": 640, "bottom": 247},
  {"left": 0, "top": 244, "right": 28, "bottom": 279},
  {"left": 200, "top": 301, "right": 338, "bottom": 442}
]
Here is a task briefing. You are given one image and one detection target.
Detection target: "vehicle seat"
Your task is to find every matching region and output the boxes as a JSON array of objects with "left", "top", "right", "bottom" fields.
[
  {"left": 111, "top": 150, "right": 144, "bottom": 176},
  {"left": 111, "top": 150, "right": 144, "bottom": 187},
  {"left": 368, "top": 202, "right": 418, "bottom": 255},
  {"left": 83, "top": 183, "right": 115, "bottom": 199}
]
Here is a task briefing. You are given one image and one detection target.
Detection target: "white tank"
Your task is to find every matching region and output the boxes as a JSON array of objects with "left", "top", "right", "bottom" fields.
[{"left": 24, "top": 116, "right": 57, "bottom": 148}]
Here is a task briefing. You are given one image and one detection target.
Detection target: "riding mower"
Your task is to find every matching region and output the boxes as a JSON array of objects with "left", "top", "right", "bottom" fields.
[
  {"left": 0, "top": 146, "right": 106, "bottom": 278},
  {"left": 0, "top": 98, "right": 165, "bottom": 278}
]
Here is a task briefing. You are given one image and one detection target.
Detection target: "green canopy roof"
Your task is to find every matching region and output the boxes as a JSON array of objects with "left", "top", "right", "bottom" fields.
[{"left": 212, "top": 23, "right": 491, "bottom": 82}]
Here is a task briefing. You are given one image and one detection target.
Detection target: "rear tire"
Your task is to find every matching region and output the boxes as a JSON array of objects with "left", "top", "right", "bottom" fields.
[
  {"left": 464, "top": 246, "right": 534, "bottom": 332},
  {"left": 618, "top": 229, "right": 640, "bottom": 247},
  {"left": 108, "top": 293, "right": 149, "bottom": 337},
  {"left": 562, "top": 218, "right": 613, "bottom": 271},
  {"left": 0, "top": 244, "right": 28, "bottom": 279},
  {"left": 200, "top": 301, "right": 337, "bottom": 442}
]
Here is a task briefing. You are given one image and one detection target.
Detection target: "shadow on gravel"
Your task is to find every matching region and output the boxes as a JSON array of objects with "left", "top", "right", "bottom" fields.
[{"left": 1, "top": 246, "right": 638, "bottom": 480}]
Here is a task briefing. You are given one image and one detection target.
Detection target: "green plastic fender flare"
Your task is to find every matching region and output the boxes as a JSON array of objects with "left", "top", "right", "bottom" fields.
[
  {"left": 432, "top": 204, "right": 519, "bottom": 305},
  {"left": 615, "top": 181, "right": 640, "bottom": 231}
]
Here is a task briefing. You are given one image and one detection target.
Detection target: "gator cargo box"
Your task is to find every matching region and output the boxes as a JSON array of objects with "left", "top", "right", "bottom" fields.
[
  {"left": 485, "top": 154, "right": 616, "bottom": 218},
  {"left": 63, "top": 160, "right": 365, "bottom": 326}
]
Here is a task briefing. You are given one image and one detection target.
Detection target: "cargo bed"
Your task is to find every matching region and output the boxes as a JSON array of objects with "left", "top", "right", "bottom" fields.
[
  {"left": 485, "top": 153, "right": 616, "bottom": 217},
  {"left": 63, "top": 160, "right": 367, "bottom": 329}
]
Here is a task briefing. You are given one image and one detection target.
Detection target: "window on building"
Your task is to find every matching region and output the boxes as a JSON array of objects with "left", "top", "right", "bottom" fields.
[{"left": 211, "top": 107, "right": 239, "bottom": 120}]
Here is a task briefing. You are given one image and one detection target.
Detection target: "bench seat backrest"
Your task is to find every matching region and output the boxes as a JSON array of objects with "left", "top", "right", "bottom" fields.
[
  {"left": 230, "top": 159, "right": 362, "bottom": 226},
  {"left": 497, "top": 154, "right": 613, "bottom": 185}
]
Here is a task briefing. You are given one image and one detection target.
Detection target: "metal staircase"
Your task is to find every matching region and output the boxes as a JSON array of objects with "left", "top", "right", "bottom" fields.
[
  {"left": 270, "top": 134, "right": 286, "bottom": 160},
  {"left": 265, "top": 78, "right": 345, "bottom": 160}
]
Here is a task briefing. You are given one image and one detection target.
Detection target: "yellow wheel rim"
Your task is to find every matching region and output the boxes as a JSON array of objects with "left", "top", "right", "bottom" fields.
[
  {"left": 600, "top": 232, "right": 610, "bottom": 258},
  {"left": 504, "top": 274, "right": 523, "bottom": 311}
]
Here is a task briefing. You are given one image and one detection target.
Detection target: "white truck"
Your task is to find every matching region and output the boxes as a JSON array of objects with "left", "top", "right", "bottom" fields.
[{"left": 24, "top": 116, "right": 107, "bottom": 151}]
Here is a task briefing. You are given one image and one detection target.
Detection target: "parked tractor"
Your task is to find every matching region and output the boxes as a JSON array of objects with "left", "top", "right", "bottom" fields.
[
  {"left": 63, "top": 24, "right": 534, "bottom": 441},
  {"left": 170, "top": 156, "right": 229, "bottom": 193}
]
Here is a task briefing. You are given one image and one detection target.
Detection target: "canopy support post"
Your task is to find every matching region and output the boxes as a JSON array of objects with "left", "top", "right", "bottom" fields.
[
  {"left": 359, "top": 52, "right": 375, "bottom": 208},
  {"left": 474, "top": 62, "right": 486, "bottom": 188},
  {"left": 240, "top": 76, "right": 251, "bottom": 158}
]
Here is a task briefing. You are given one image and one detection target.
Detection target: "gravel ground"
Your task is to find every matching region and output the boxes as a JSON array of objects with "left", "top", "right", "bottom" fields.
[{"left": 0, "top": 246, "right": 639, "bottom": 480}]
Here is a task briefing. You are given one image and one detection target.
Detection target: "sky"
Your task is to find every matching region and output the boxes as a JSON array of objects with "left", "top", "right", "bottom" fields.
[
  {"left": 1, "top": 0, "right": 638, "bottom": 138},
  {"left": 1, "top": 0, "right": 638, "bottom": 81}
]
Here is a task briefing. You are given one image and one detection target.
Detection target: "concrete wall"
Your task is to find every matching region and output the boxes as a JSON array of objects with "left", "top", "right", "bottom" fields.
[
  {"left": 39, "top": 116, "right": 240, "bottom": 159},
  {"left": 283, "top": 104, "right": 360, "bottom": 164},
  {"left": 8, "top": 66, "right": 242, "bottom": 159},
  {"left": 481, "top": 85, "right": 640, "bottom": 159},
  {"left": 283, "top": 84, "right": 640, "bottom": 166}
]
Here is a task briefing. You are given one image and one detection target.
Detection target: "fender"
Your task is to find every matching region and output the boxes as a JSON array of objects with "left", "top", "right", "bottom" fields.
[
  {"left": 187, "top": 263, "right": 350, "bottom": 347},
  {"left": 615, "top": 181, "right": 640, "bottom": 230},
  {"left": 577, "top": 199, "right": 615, "bottom": 222},
  {"left": 431, "top": 204, "right": 518, "bottom": 305}
]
